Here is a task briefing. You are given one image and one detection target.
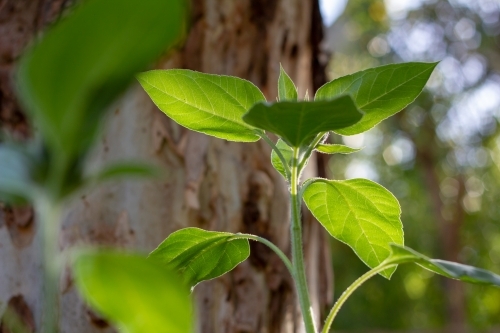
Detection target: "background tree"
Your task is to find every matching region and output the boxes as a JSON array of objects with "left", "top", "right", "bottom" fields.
[
  {"left": 322, "top": 0, "right": 500, "bottom": 332},
  {"left": 0, "top": 1, "right": 331, "bottom": 332}
]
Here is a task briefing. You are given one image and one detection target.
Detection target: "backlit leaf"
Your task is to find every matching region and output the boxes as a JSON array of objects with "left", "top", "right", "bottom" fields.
[
  {"left": 387, "top": 244, "right": 500, "bottom": 287},
  {"left": 315, "top": 62, "right": 437, "bottom": 135},
  {"left": 278, "top": 64, "right": 297, "bottom": 101},
  {"left": 303, "top": 178, "right": 404, "bottom": 278},
  {"left": 149, "top": 227, "right": 250, "bottom": 288},
  {"left": 137, "top": 70, "right": 265, "bottom": 142},
  {"left": 315, "top": 144, "right": 361, "bottom": 154}
]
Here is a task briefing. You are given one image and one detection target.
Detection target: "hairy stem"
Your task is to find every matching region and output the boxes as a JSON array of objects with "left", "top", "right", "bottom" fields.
[
  {"left": 36, "top": 197, "right": 62, "bottom": 333},
  {"left": 321, "top": 264, "right": 397, "bottom": 333},
  {"left": 291, "top": 147, "right": 317, "bottom": 333},
  {"left": 231, "top": 233, "right": 293, "bottom": 276}
]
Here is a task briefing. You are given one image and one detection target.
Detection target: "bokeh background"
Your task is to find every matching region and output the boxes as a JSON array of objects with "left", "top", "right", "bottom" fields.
[{"left": 319, "top": 0, "right": 500, "bottom": 332}]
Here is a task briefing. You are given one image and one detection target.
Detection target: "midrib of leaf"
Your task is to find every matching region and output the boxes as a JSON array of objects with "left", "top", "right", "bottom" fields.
[
  {"left": 326, "top": 183, "right": 382, "bottom": 263},
  {"left": 176, "top": 72, "right": 257, "bottom": 112},
  {"left": 333, "top": 65, "right": 433, "bottom": 110},
  {"left": 168, "top": 236, "right": 243, "bottom": 280},
  {"left": 311, "top": 180, "right": 402, "bottom": 266},
  {"left": 140, "top": 76, "right": 255, "bottom": 127},
  {"left": 167, "top": 236, "right": 228, "bottom": 262}
]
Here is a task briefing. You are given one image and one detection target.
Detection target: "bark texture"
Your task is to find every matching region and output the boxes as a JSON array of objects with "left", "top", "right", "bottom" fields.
[{"left": 0, "top": 1, "right": 331, "bottom": 332}]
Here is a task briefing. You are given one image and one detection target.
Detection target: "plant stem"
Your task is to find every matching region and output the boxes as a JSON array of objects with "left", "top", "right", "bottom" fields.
[
  {"left": 321, "top": 264, "right": 397, "bottom": 333},
  {"left": 298, "top": 132, "right": 326, "bottom": 172},
  {"left": 291, "top": 147, "right": 317, "bottom": 333},
  {"left": 257, "top": 131, "right": 291, "bottom": 181},
  {"left": 36, "top": 196, "right": 62, "bottom": 333},
  {"left": 231, "top": 233, "right": 293, "bottom": 276}
]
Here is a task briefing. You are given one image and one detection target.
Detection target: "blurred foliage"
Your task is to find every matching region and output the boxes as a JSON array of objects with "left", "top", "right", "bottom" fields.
[{"left": 323, "top": 0, "right": 500, "bottom": 331}]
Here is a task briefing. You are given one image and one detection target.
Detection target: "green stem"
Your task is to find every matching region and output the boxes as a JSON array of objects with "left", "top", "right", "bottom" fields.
[
  {"left": 321, "top": 264, "right": 397, "bottom": 333},
  {"left": 257, "top": 131, "right": 291, "bottom": 181},
  {"left": 231, "top": 234, "right": 293, "bottom": 276},
  {"left": 291, "top": 147, "right": 317, "bottom": 333},
  {"left": 297, "top": 132, "right": 326, "bottom": 173},
  {"left": 36, "top": 196, "right": 63, "bottom": 333}
]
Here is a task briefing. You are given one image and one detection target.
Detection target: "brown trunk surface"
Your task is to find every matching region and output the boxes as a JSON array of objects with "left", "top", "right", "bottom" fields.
[{"left": 0, "top": 1, "right": 331, "bottom": 332}]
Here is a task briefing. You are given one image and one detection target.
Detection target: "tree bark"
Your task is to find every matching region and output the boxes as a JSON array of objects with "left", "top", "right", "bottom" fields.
[{"left": 0, "top": 1, "right": 331, "bottom": 333}]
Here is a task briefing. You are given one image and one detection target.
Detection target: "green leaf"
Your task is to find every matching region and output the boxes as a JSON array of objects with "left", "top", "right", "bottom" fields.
[
  {"left": 0, "top": 144, "right": 36, "bottom": 202},
  {"left": 73, "top": 250, "right": 192, "bottom": 333},
  {"left": 242, "top": 96, "right": 363, "bottom": 147},
  {"left": 137, "top": 70, "right": 265, "bottom": 142},
  {"left": 387, "top": 244, "right": 500, "bottom": 287},
  {"left": 149, "top": 227, "right": 250, "bottom": 288},
  {"left": 278, "top": 64, "right": 297, "bottom": 101},
  {"left": 316, "top": 143, "right": 361, "bottom": 154},
  {"left": 271, "top": 139, "right": 293, "bottom": 179},
  {"left": 302, "top": 178, "right": 404, "bottom": 278},
  {"left": 16, "top": 0, "right": 187, "bottom": 161},
  {"left": 89, "top": 162, "right": 161, "bottom": 183},
  {"left": 315, "top": 62, "right": 437, "bottom": 135}
]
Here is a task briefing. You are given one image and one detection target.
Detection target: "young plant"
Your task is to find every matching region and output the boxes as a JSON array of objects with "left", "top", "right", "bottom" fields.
[{"left": 137, "top": 63, "right": 500, "bottom": 333}]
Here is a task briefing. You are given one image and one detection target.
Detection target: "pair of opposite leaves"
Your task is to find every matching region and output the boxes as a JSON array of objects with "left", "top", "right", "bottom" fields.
[{"left": 136, "top": 62, "right": 437, "bottom": 146}]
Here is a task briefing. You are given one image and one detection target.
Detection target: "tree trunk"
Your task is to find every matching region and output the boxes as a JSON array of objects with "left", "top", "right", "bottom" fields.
[{"left": 0, "top": 1, "right": 331, "bottom": 333}]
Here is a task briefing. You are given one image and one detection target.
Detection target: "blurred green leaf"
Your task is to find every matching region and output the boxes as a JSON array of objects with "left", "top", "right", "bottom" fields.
[
  {"left": 315, "top": 143, "right": 361, "bottom": 154},
  {"left": 278, "top": 64, "right": 297, "bottom": 101},
  {"left": 387, "top": 244, "right": 500, "bottom": 287},
  {"left": 73, "top": 250, "right": 192, "bottom": 333},
  {"left": 149, "top": 227, "right": 250, "bottom": 288},
  {"left": 303, "top": 178, "right": 404, "bottom": 278},
  {"left": 137, "top": 69, "right": 265, "bottom": 142},
  {"left": 315, "top": 62, "right": 437, "bottom": 135},
  {"left": 16, "top": 0, "right": 186, "bottom": 164},
  {"left": 271, "top": 139, "right": 293, "bottom": 179},
  {"left": 242, "top": 96, "right": 363, "bottom": 147},
  {"left": 88, "top": 162, "right": 161, "bottom": 183},
  {"left": 0, "top": 144, "right": 36, "bottom": 202}
]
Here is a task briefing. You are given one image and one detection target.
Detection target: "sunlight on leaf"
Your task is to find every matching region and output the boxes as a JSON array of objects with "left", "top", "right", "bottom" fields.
[
  {"left": 278, "top": 64, "right": 298, "bottom": 101},
  {"left": 137, "top": 70, "right": 265, "bottom": 142},
  {"left": 150, "top": 227, "right": 250, "bottom": 288},
  {"left": 303, "top": 178, "right": 404, "bottom": 278},
  {"left": 315, "top": 62, "right": 437, "bottom": 135},
  {"left": 315, "top": 143, "right": 361, "bottom": 154}
]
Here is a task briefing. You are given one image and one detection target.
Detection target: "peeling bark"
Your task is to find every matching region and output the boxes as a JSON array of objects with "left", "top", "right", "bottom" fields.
[{"left": 0, "top": 1, "right": 330, "bottom": 332}]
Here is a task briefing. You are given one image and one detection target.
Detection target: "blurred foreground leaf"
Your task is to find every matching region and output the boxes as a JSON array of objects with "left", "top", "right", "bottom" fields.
[
  {"left": 16, "top": 0, "right": 186, "bottom": 197},
  {"left": 73, "top": 250, "right": 192, "bottom": 333}
]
